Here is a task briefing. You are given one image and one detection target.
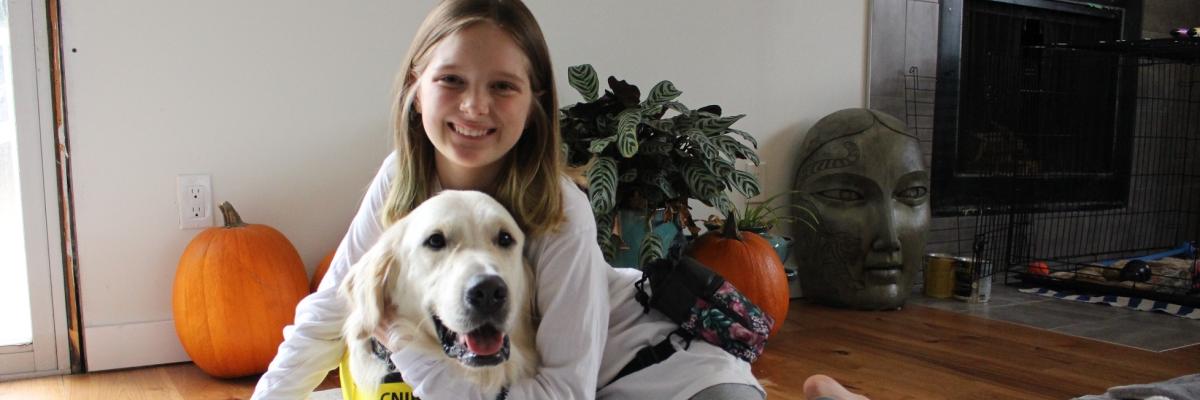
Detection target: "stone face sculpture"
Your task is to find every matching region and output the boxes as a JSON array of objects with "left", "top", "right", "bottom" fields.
[{"left": 792, "top": 108, "right": 930, "bottom": 310}]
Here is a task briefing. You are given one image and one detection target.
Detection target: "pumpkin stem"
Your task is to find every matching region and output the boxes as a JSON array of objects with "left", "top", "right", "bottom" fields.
[
  {"left": 218, "top": 201, "right": 247, "bottom": 228},
  {"left": 723, "top": 211, "right": 743, "bottom": 241}
]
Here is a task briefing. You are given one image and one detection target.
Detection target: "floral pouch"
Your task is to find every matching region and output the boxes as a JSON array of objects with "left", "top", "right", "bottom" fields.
[{"left": 635, "top": 256, "right": 773, "bottom": 363}]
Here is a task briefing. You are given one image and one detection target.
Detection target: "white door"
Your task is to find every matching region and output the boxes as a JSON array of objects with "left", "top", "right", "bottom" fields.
[{"left": 0, "top": 0, "right": 69, "bottom": 380}]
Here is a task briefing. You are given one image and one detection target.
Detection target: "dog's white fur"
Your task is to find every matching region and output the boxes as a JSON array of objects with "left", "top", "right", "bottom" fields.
[{"left": 340, "top": 190, "right": 538, "bottom": 395}]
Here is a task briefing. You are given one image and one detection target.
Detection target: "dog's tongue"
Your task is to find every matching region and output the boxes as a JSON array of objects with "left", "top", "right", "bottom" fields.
[{"left": 465, "top": 327, "right": 504, "bottom": 356}]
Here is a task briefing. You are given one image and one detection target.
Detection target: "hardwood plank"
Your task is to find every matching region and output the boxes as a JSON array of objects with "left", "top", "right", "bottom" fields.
[
  {"left": 756, "top": 300, "right": 1200, "bottom": 399},
  {"left": 0, "top": 300, "right": 1194, "bottom": 399},
  {"left": 162, "top": 364, "right": 263, "bottom": 400},
  {"left": 0, "top": 365, "right": 338, "bottom": 400},
  {"left": 0, "top": 375, "right": 64, "bottom": 399},
  {"left": 60, "top": 367, "right": 183, "bottom": 400}
]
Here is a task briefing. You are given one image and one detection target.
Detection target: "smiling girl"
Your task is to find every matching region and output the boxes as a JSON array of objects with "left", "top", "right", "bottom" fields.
[{"left": 253, "top": 1, "right": 863, "bottom": 399}]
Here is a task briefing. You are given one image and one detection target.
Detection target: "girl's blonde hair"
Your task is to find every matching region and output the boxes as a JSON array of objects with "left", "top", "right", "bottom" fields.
[{"left": 382, "top": 0, "right": 565, "bottom": 236}]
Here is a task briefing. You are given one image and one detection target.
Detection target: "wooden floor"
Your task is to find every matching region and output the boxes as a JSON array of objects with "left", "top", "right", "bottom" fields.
[
  {"left": 757, "top": 300, "right": 1200, "bottom": 400},
  {"left": 0, "top": 363, "right": 340, "bottom": 400},
  {"left": 2, "top": 299, "right": 1197, "bottom": 399}
]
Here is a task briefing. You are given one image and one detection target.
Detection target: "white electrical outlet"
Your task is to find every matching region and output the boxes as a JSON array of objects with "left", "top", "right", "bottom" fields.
[{"left": 177, "top": 174, "right": 213, "bottom": 229}]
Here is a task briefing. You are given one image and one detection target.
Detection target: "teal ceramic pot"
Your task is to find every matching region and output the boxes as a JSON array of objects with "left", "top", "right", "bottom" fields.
[
  {"left": 785, "top": 267, "right": 801, "bottom": 299},
  {"left": 768, "top": 235, "right": 793, "bottom": 264},
  {"left": 612, "top": 209, "right": 681, "bottom": 268},
  {"left": 742, "top": 227, "right": 794, "bottom": 264}
]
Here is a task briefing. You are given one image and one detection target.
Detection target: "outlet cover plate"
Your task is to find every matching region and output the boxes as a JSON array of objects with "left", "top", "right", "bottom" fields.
[{"left": 177, "top": 174, "right": 212, "bottom": 229}]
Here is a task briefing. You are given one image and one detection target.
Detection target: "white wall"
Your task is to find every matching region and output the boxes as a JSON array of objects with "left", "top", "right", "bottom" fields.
[{"left": 61, "top": 1, "right": 867, "bottom": 370}]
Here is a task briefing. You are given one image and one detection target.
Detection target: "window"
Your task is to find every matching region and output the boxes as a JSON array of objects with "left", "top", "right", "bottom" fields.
[{"left": 0, "top": 0, "right": 69, "bottom": 379}]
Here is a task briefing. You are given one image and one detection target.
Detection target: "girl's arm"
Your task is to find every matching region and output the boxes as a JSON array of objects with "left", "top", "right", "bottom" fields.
[
  {"left": 389, "top": 181, "right": 609, "bottom": 400},
  {"left": 251, "top": 153, "right": 395, "bottom": 399}
]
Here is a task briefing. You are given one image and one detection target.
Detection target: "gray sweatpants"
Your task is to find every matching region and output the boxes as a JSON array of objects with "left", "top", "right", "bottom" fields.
[{"left": 690, "top": 383, "right": 766, "bottom": 400}]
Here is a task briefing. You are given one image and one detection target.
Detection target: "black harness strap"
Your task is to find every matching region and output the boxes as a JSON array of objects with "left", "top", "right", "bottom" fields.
[{"left": 610, "top": 334, "right": 678, "bottom": 384}]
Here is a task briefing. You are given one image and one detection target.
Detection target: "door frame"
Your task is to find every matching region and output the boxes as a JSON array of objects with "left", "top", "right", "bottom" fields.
[{"left": 0, "top": 0, "right": 70, "bottom": 381}]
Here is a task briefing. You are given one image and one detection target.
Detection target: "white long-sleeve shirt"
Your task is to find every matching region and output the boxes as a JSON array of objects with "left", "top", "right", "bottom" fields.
[{"left": 252, "top": 152, "right": 762, "bottom": 400}]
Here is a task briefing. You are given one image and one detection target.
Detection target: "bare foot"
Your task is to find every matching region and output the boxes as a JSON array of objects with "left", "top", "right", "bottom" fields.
[{"left": 803, "top": 374, "right": 870, "bottom": 400}]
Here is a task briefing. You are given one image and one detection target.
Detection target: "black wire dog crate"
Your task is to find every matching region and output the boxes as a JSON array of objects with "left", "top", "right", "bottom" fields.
[{"left": 944, "top": 39, "right": 1200, "bottom": 307}]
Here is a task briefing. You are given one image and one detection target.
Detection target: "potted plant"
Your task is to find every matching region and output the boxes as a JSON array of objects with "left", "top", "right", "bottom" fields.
[
  {"left": 560, "top": 64, "right": 762, "bottom": 267},
  {"left": 736, "top": 191, "right": 818, "bottom": 233},
  {"left": 704, "top": 191, "right": 819, "bottom": 264}
]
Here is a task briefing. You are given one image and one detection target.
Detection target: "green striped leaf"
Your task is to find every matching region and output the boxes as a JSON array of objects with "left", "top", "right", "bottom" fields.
[
  {"left": 596, "top": 212, "right": 614, "bottom": 237},
  {"left": 595, "top": 212, "right": 617, "bottom": 261},
  {"left": 643, "top": 80, "right": 682, "bottom": 107},
  {"left": 616, "top": 108, "right": 641, "bottom": 158},
  {"left": 663, "top": 101, "right": 690, "bottom": 114},
  {"left": 684, "top": 162, "right": 724, "bottom": 199},
  {"left": 713, "top": 193, "right": 736, "bottom": 216},
  {"left": 718, "top": 132, "right": 761, "bottom": 165},
  {"left": 671, "top": 113, "right": 696, "bottom": 131},
  {"left": 639, "top": 232, "right": 665, "bottom": 265},
  {"left": 596, "top": 116, "right": 618, "bottom": 138},
  {"left": 706, "top": 158, "right": 735, "bottom": 180},
  {"left": 740, "top": 147, "right": 761, "bottom": 166},
  {"left": 696, "top": 105, "right": 722, "bottom": 117},
  {"left": 686, "top": 130, "right": 721, "bottom": 160},
  {"left": 640, "top": 104, "right": 663, "bottom": 118},
  {"left": 644, "top": 119, "right": 675, "bottom": 132},
  {"left": 619, "top": 168, "right": 637, "bottom": 183},
  {"left": 598, "top": 233, "right": 615, "bottom": 261},
  {"left": 728, "top": 128, "right": 759, "bottom": 148},
  {"left": 588, "top": 136, "right": 617, "bottom": 153},
  {"left": 587, "top": 157, "right": 618, "bottom": 215},
  {"left": 696, "top": 115, "right": 744, "bottom": 135},
  {"left": 652, "top": 174, "right": 679, "bottom": 199},
  {"left": 728, "top": 169, "right": 762, "bottom": 198},
  {"left": 712, "top": 135, "right": 755, "bottom": 162},
  {"left": 568, "top": 64, "right": 599, "bottom": 102}
]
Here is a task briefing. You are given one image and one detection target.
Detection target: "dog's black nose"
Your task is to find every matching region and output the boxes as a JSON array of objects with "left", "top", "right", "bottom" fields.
[{"left": 465, "top": 274, "right": 508, "bottom": 314}]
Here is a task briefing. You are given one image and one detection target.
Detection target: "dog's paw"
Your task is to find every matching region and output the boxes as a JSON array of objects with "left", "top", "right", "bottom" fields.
[{"left": 373, "top": 320, "right": 416, "bottom": 353}]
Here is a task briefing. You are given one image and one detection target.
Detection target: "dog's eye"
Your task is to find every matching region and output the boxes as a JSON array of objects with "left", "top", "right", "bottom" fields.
[
  {"left": 425, "top": 233, "right": 447, "bottom": 250},
  {"left": 496, "top": 231, "right": 515, "bottom": 248}
]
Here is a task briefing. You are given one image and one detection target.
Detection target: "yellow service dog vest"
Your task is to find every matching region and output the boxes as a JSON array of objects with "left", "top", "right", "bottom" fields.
[{"left": 338, "top": 352, "right": 419, "bottom": 400}]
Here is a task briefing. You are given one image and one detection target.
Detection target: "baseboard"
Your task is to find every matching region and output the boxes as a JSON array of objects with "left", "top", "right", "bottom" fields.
[{"left": 84, "top": 320, "right": 189, "bottom": 371}]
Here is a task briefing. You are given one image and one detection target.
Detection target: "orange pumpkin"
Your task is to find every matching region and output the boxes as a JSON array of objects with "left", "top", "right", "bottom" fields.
[
  {"left": 310, "top": 249, "right": 337, "bottom": 292},
  {"left": 172, "top": 201, "right": 309, "bottom": 378},
  {"left": 686, "top": 213, "right": 789, "bottom": 336}
]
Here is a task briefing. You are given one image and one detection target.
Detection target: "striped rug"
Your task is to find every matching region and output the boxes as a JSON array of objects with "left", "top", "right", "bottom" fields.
[{"left": 1019, "top": 287, "right": 1199, "bottom": 320}]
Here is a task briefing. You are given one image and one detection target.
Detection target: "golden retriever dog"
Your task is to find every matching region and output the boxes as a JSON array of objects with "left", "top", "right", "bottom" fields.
[{"left": 340, "top": 190, "right": 538, "bottom": 395}]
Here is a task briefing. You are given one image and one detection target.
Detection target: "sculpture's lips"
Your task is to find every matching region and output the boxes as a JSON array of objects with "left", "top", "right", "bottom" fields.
[{"left": 862, "top": 265, "right": 902, "bottom": 282}]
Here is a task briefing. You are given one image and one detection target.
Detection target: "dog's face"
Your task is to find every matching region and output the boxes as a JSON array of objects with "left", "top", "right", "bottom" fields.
[
  {"left": 400, "top": 191, "right": 530, "bottom": 367},
  {"left": 343, "top": 190, "right": 533, "bottom": 370}
]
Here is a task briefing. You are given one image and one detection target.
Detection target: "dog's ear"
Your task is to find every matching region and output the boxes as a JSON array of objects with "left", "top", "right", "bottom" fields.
[{"left": 340, "top": 223, "right": 405, "bottom": 339}]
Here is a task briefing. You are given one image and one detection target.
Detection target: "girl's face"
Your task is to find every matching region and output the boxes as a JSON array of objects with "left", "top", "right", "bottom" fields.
[{"left": 415, "top": 22, "right": 534, "bottom": 189}]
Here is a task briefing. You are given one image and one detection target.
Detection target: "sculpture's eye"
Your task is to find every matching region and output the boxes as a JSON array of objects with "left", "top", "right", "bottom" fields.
[
  {"left": 895, "top": 186, "right": 929, "bottom": 207},
  {"left": 896, "top": 186, "right": 928, "bottom": 199},
  {"left": 816, "top": 189, "right": 864, "bottom": 202}
]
